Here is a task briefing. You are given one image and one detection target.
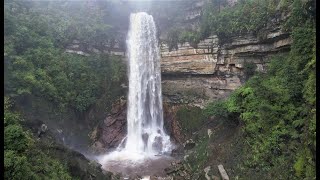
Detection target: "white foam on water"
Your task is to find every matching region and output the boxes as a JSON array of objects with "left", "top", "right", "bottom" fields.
[{"left": 99, "top": 12, "right": 172, "bottom": 167}]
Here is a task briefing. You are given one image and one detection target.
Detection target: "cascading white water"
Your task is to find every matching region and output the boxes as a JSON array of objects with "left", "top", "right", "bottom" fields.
[
  {"left": 124, "top": 12, "right": 171, "bottom": 155},
  {"left": 99, "top": 12, "right": 171, "bottom": 164}
]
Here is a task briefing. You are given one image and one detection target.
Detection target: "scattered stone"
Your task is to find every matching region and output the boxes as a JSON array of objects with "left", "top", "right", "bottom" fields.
[
  {"left": 208, "top": 129, "right": 213, "bottom": 138},
  {"left": 204, "top": 166, "right": 211, "bottom": 180},
  {"left": 218, "top": 165, "right": 229, "bottom": 180}
]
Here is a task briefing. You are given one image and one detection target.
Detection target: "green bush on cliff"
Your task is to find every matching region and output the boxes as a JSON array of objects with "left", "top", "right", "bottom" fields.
[
  {"left": 199, "top": 0, "right": 282, "bottom": 40},
  {"left": 165, "top": 28, "right": 201, "bottom": 51},
  {"left": 4, "top": 1, "right": 125, "bottom": 177},
  {"left": 4, "top": 0, "right": 126, "bottom": 112},
  {"left": 185, "top": 136, "right": 210, "bottom": 175},
  {"left": 204, "top": 1, "right": 315, "bottom": 178},
  {"left": 176, "top": 106, "right": 206, "bottom": 134},
  {"left": 165, "top": 0, "right": 287, "bottom": 48},
  {"left": 4, "top": 97, "right": 72, "bottom": 180},
  {"left": 204, "top": 100, "right": 230, "bottom": 120}
]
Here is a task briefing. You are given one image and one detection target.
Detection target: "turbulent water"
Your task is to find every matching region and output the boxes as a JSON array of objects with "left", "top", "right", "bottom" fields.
[
  {"left": 98, "top": 12, "right": 172, "bottom": 176},
  {"left": 124, "top": 12, "right": 171, "bottom": 155}
]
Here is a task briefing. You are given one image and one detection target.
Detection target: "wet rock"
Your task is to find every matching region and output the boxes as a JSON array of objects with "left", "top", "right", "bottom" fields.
[
  {"left": 35, "top": 128, "right": 111, "bottom": 179},
  {"left": 152, "top": 136, "right": 163, "bottom": 151},
  {"left": 91, "top": 141, "right": 105, "bottom": 154},
  {"left": 111, "top": 98, "right": 126, "bottom": 115},
  {"left": 37, "top": 124, "right": 47, "bottom": 137},
  {"left": 171, "top": 145, "right": 184, "bottom": 156},
  {"left": 142, "top": 133, "right": 149, "bottom": 145},
  {"left": 95, "top": 100, "right": 127, "bottom": 150},
  {"left": 163, "top": 103, "right": 185, "bottom": 144}
]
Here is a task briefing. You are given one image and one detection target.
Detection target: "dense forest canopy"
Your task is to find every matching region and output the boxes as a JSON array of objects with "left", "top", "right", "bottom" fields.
[{"left": 4, "top": 1, "right": 128, "bottom": 178}]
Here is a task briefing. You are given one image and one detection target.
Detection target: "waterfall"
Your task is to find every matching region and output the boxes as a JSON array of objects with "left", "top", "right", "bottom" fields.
[
  {"left": 99, "top": 12, "right": 171, "bottom": 163},
  {"left": 123, "top": 12, "right": 171, "bottom": 155}
]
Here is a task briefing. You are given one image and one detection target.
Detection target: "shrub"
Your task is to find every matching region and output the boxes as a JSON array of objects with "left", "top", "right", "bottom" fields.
[{"left": 176, "top": 106, "right": 206, "bottom": 134}]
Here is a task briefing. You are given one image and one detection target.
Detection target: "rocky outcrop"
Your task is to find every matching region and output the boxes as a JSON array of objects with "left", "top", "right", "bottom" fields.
[
  {"left": 160, "top": 27, "right": 291, "bottom": 76},
  {"left": 65, "top": 39, "right": 125, "bottom": 57},
  {"left": 95, "top": 98, "right": 127, "bottom": 152},
  {"left": 160, "top": 25, "right": 291, "bottom": 106},
  {"left": 163, "top": 103, "right": 185, "bottom": 144},
  {"left": 94, "top": 101, "right": 187, "bottom": 152},
  {"left": 162, "top": 75, "right": 241, "bottom": 108}
]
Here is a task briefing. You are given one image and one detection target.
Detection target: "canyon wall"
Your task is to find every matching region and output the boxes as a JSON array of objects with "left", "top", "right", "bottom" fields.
[
  {"left": 91, "top": 23, "right": 292, "bottom": 151},
  {"left": 160, "top": 26, "right": 291, "bottom": 107},
  {"left": 65, "top": 23, "right": 291, "bottom": 109},
  {"left": 66, "top": 0, "right": 293, "bottom": 149},
  {"left": 64, "top": 0, "right": 291, "bottom": 108}
]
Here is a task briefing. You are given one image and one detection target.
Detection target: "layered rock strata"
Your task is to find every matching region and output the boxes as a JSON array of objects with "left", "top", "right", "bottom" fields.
[{"left": 160, "top": 26, "right": 291, "bottom": 106}]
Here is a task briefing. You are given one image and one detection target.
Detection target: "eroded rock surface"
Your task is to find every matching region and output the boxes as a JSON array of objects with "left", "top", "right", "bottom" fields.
[
  {"left": 160, "top": 25, "right": 291, "bottom": 106},
  {"left": 94, "top": 99, "right": 127, "bottom": 152},
  {"left": 160, "top": 27, "right": 291, "bottom": 76},
  {"left": 162, "top": 75, "right": 241, "bottom": 108}
]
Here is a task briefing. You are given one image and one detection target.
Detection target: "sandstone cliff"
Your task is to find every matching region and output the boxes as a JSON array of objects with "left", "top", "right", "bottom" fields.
[{"left": 160, "top": 24, "right": 291, "bottom": 107}]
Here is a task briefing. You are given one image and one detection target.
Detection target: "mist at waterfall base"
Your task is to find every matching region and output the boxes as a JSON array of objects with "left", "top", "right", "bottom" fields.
[{"left": 97, "top": 12, "right": 174, "bottom": 177}]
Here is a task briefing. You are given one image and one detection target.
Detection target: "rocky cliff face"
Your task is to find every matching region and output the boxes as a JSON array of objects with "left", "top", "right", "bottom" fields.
[
  {"left": 71, "top": 1, "right": 292, "bottom": 152},
  {"left": 160, "top": 25, "right": 291, "bottom": 107},
  {"left": 65, "top": 14, "right": 291, "bottom": 109}
]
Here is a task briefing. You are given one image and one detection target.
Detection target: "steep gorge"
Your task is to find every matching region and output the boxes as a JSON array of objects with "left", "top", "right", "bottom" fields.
[
  {"left": 89, "top": 0, "right": 293, "bottom": 151},
  {"left": 5, "top": 0, "right": 315, "bottom": 179}
]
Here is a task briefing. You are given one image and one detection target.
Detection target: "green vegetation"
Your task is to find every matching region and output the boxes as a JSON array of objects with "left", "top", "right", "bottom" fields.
[
  {"left": 4, "top": 97, "right": 72, "bottom": 179},
  {"left": 185, "top": 136, "right": 210, "bottom": 175},
  {"left": 204, "top": 100, "right": 234, "bottom": 121},
  {"left": 176, "top": 106, "right": 206, "bottom": 134},
  {"left": 243, "top": 62, "right": 257, "bottom": 80},
  {"left": 4, "top": 1, "right": 125, "bottom": 178},
  {"left": 201, "top": 0, "right": 279, "bottom": 39},
  {"left": 204, "top": 0, "right": 315, "bottom": 178},
  {"left": 4, "top": 0, "right": 126, "bottom": 112},
  {"left": 4, "top": 0, "right": 316, "bottom": 178},
  {"left": 165, "top": 0, "right": 289, "bottom": 49},
  {"left": 166, "top": 28, "right": 201, "bottom": 51}
]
